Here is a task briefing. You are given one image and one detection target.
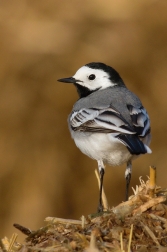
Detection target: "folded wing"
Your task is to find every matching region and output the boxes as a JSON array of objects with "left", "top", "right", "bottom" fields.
[{"left": 70, "top": 104, "right": 151, "bottom": 155}]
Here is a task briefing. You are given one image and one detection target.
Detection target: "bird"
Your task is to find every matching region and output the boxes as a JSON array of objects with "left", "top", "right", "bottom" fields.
[{"left": 58, "top": 62, "right": 151, "bottom": 212}]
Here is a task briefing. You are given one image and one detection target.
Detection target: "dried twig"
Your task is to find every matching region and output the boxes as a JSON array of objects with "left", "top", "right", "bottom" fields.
[
  {"left": 141, "top": 222, "right": 160, "bottom": 246},
  {"left": 8, "top": 233, "right": 18, "bottom": 252},
  {"left": 13, "top": 223, "right": 32, "bottom": 236},
  {"left": 120, "top": 232, "right": 124, "bottom": 251},
  {"left": 81, "top": 215, "right": 86, "bottom": 228},
  {"left": 133, "top": 196, "right": 166, "bottom": 215},
  {"left": 149, "top": 166, "right": 156, "bottom": 198},
  {"left": 128, "top": 224, "right": 133, "bottom": 252},
  {"left": 45, "top": 216, "right": 87, "bottom": 225},
  {"left": 149, "top": 213, "right": 167, "bottom": 223},
  {"left": 86, "top": 232, "right": 100, "bottom": 252}
]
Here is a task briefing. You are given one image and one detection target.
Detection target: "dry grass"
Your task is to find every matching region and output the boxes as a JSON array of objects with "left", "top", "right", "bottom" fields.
[{"left": 1, "top": 169, "right": 167, "bottom": 252}]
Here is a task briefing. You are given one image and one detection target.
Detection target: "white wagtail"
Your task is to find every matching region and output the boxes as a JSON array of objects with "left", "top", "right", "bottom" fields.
[{"left": 58, "top": 62, "right": 151, "bottom": 212}]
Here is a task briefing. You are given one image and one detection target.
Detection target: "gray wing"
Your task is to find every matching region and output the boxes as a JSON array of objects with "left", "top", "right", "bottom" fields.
[
  {"left": 70, "top": 104, "right": 151, "bottom": 155},
  {"left": 70, "top": 105, "right": 135, "bottom": 134},
  {"left": 127, "top": 104, "right": 151, "bottom": 138}
]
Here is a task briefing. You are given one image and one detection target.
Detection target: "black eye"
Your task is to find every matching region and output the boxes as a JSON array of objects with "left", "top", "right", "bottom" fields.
[{"left": 88, "top": 74, "right": 96, "bottom": 80}]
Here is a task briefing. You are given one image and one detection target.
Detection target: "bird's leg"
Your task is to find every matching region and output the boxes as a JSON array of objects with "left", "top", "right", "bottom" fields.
[
  {"left": 125, "top": 161, "right": 132, "bottom": 201},
  {"left": 97, "top": 160, "right": 105, "bottom": 213}
]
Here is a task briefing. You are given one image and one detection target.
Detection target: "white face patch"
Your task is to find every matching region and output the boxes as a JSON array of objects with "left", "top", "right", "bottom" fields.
[{"left": 73, "top": 66, "right": 117, "bottom": 91}]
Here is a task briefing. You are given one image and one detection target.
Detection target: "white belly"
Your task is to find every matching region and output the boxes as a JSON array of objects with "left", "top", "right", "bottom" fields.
[{"left": 72, "top": 132, "right": 132, "bottom": 166}]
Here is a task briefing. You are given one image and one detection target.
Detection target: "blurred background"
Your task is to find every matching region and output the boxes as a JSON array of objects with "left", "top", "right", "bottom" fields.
[{"left": 0, "top": 0, "right": 167, "bottom": 242}]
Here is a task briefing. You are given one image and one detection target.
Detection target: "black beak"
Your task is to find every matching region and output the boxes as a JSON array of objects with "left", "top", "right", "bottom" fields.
[
  {"left": 57, "top": 77, "right": 77, "bottom": 84},
  {"left": 57, "top": 77, "right": 83, "bottom": 84}
]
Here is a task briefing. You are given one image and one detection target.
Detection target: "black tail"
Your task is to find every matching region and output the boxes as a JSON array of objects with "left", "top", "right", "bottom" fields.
[{"left": 116, "top": 134, "right": 147, "bottom": 155}]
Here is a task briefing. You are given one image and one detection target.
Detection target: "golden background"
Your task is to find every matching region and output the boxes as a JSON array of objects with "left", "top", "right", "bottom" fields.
[{"left": 0, "top": 0, "right": 167, "bottom": 241}]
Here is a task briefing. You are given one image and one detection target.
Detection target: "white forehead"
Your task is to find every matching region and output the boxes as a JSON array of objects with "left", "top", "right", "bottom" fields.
[{"left": 73, "top": 66, "right": 109, "bottom": 79}]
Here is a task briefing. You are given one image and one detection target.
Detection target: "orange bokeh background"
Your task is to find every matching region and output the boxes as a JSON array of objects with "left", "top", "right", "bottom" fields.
[{"left": 0, "top": 0, "right": 167, "bottom": 242}]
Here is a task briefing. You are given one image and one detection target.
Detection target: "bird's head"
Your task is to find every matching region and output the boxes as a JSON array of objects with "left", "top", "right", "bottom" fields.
[{"left": 58, "top": 62, "right": 125, "bottom": 98}]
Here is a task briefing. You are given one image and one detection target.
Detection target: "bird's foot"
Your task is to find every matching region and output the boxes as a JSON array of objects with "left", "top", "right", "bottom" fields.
[{"left": 97, "top": 203, "right": 103, "bottom": 213}]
